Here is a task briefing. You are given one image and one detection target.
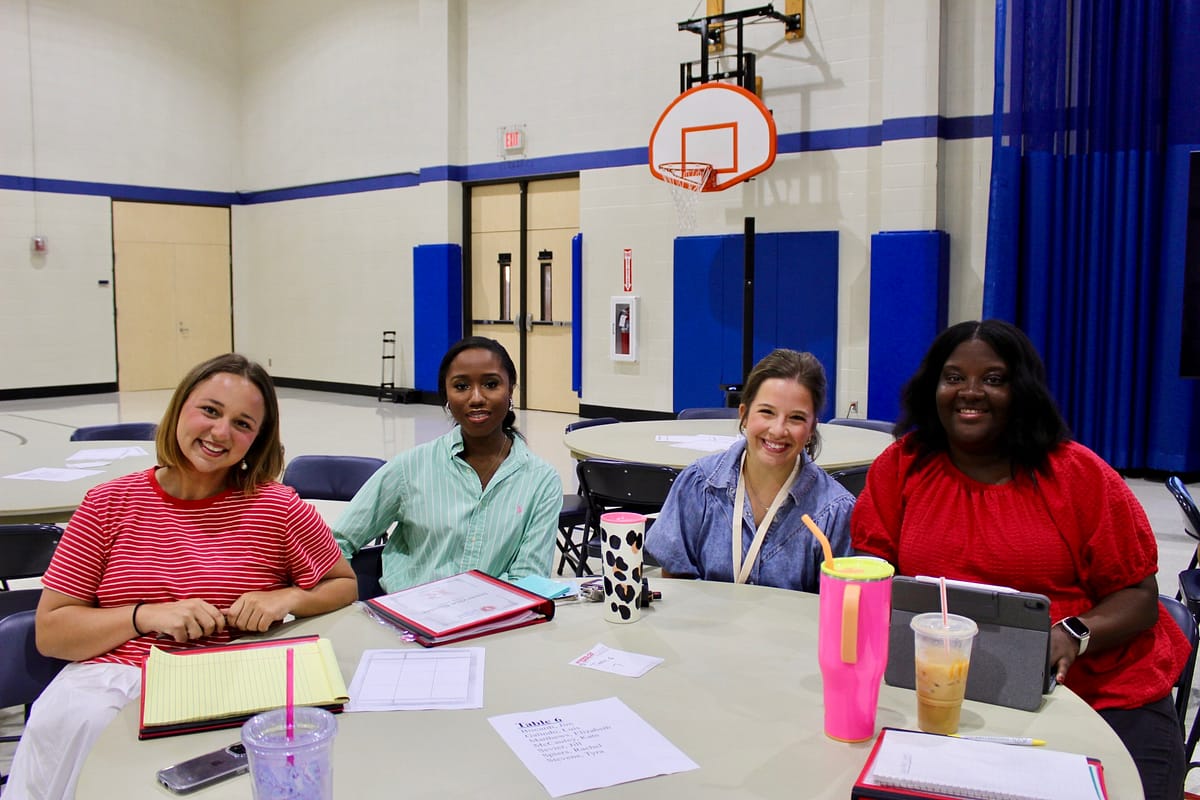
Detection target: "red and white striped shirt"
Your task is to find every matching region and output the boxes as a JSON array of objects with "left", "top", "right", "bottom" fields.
[{"left": 42, "top": 467, "right": 342, "bottom": 667}]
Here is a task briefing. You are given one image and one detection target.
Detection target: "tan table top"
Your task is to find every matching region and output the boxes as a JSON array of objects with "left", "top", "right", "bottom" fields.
[
  {"left": 0, "top": 441, "right": 157, "bottom": 524},
  {"left": 564, "top": 419, "right": 893, "bottom": 472},
  {"left": 78, "top": 579, "right": 1142, "bottom": 799}
]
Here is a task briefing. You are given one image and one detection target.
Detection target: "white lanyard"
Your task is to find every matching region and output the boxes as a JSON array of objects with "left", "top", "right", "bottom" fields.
[{"left": 731, "top": 452, "right": 801, "bottom": 584}]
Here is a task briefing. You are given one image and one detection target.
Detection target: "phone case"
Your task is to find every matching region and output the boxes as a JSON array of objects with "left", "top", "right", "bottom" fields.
[{"left": 156, "top": 742, "right": 248, "bottom": 794}]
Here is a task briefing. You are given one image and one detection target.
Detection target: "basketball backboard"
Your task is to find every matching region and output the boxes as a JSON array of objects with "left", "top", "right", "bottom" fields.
[{"left": 648, "top": 82, "right": 777, "bottom": 192}]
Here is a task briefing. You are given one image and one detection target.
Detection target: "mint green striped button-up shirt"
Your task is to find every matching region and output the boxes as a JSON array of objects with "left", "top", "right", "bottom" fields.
[{"left": 332, "top": 427, "right": 562, "bottom": 593}]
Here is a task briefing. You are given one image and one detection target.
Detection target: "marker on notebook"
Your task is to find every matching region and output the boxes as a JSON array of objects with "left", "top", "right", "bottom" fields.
[{"left": 951, "top": 734, "right": 1045, "bottom": 746}]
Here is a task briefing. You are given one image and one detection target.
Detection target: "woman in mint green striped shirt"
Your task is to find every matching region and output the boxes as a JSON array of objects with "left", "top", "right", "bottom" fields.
[{"left": 333, "top": 338, "right": 562, "bottom": 594}]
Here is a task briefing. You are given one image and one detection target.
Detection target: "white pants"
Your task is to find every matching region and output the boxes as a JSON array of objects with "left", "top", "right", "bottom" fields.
[{"left": 5, "top": 662, "right": 140, "bottom": 800}]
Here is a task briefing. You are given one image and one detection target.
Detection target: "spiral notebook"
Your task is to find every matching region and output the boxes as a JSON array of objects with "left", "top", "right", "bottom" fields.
[{"left": 852, "top": 728, "right": 1107, "bottom": 800}]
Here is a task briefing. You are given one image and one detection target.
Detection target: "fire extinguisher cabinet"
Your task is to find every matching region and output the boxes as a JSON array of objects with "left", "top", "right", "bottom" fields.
[{"left": 610, "top": 296, "right": 638, "bottom": 363}]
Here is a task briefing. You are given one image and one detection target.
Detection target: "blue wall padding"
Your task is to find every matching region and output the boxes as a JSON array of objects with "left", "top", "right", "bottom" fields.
[
  {"left": 673, "top": 231, "right": 840, "bottom": 416},
  {"left": 572, "top": 233, "right": 583, "bottom": 395},
  {"left": 868, "top": 231, "right": 949, "bottom": 422},
  {"left": 673, "top": 236, "right": 743, "bottom": 411},
  {"left": 753, "top": 232, "right": 840, "bottom": 419},
  {"left": 412, "top": 243, "right": 463, "bottom": 392}
]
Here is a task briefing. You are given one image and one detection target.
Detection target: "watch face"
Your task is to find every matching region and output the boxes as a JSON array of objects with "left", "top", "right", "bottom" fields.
[{"left": 1061, "top": 616, "right": 1089, "bottom": 638}]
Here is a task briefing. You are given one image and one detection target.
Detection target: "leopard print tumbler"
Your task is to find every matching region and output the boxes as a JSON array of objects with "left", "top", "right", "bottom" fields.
[{"left": 600, "top": 511, "right": 645, "bottom": 624}]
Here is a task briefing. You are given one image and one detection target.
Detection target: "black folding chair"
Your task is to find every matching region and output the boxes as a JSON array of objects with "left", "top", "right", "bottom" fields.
[
  {"left": 829, "top": 464, "right": 870, "bottom": 498},
  {"left": 1167, "top": 476, "right": 1200, "bottom": 576},
  {"left": 70, "top": 422, "right": 157, "bottom": 441},
  {"left": 0, "top": 524, "right": 63, "bottom": 591},
  {"left": 1161, "top": 596, "right": 1199, "bottom": 738},
  {"left": 350, "top": 544, "right": 385, "bottom": 601},
  {"left": 571, "top": 458, "right": 680, "bottom": 577},
  {"left": 557, "top": 419, "right": 620, "bottom": 575}
]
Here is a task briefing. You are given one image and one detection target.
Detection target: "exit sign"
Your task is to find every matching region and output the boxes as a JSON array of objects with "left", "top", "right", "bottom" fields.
[{"left": 498, "top": 125, "right": 526, "bottom": 158}]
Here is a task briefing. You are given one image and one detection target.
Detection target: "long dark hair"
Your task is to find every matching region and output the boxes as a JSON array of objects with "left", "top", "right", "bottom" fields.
[
  {"left": 739, "top": 348, "right": 828, "bottom": 458},
  {"left": 156, "top": 353, "right": 283, "bottom": 493},
  {"left": 437, "top": 336, "right": 520, "bottom": 436},
  {"left": 896, "top": 320, "right": 1070, "bottom": 470}
]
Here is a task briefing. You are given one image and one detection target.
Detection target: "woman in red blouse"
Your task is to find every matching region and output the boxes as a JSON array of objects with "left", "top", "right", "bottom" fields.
[{"left": 852, "top": 319, "right": 1187, "bottom": 800}]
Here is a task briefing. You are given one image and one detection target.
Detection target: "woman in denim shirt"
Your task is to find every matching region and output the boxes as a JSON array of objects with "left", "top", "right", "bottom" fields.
[{"left": 647, "top": 349, "right": 855, "bottom": 591}]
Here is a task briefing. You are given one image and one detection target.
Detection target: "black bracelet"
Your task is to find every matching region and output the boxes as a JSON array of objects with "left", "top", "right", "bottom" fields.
[{"left": 132, "top": 602, "right": 147, "bottom": 637}]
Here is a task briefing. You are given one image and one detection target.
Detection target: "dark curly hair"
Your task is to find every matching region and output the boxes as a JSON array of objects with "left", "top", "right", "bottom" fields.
[
  {"left": 895, "top": 320, "right": 1070, "bottom": 470},
  {"left": 437, "top": 336, "right": 520, "bottom": 437}
]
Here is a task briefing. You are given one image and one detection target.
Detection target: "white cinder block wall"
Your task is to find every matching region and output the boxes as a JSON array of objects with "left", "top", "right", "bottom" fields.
[{"left": 2, "top": 0, "right": 996, "bottom": 419}]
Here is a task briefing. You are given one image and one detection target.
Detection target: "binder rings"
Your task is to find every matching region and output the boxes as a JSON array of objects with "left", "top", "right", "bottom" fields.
[
  {"left": 364, "top": 570, "right": 555, "bottom": 647},
  {"left": 138, "top": 635, "right": 348, "bottom": 740}
]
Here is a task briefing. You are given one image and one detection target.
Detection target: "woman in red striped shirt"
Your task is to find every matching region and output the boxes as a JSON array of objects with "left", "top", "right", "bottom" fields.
[{"left": 8, "top": 353, "right": 357, "bottom": 800}]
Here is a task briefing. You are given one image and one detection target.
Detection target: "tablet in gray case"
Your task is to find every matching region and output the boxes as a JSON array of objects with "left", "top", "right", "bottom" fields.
[{"left": 884, "top": 577, "right": 1053, "bottom": 712}]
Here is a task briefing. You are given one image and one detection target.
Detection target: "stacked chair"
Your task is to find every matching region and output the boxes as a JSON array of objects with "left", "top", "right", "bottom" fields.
[{"left": 1166, "top": 476, "right": 1200, "bottom": 777}]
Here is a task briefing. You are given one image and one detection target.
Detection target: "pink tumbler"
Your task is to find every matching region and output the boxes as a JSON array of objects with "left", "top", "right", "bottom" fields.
[{"left": 818, "top": 556, "right": 894, "bottom": 742}]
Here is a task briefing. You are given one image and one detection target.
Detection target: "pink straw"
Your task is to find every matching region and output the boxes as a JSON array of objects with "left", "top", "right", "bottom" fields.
[
  {"left": 285, "top": 647, "right": 295, "bottom": 765},
  {"left": 939, "top": 576, "right": 949, "bottom": 628}
]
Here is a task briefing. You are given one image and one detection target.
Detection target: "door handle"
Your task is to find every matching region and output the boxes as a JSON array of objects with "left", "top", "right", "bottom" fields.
[
  {"left": 178, "top": 322, "right": 189, "bottom": 335},
  {"left": 525, "top": 313, "right": 533, "bottom": 333}
]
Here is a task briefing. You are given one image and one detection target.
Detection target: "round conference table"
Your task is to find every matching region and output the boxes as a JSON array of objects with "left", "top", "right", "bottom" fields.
[
  {"left": 563, "top": 419, "right": 893, "bottom": 472},
  {"left": 77, "top": 580, "right": 1142, "bottom": 799},
  {"left": 0, "top": 441, "right": 157, "bottom": 523}
]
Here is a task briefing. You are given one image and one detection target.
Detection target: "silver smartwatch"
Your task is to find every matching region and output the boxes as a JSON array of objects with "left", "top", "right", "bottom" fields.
[{"left": 1057, "top": 616, "right": 1090, "bottom": 655}]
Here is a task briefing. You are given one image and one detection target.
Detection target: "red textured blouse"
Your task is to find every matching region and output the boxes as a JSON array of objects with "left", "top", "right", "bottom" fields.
[{"left": 851, "top": 436, "right": 1188, "bottom": 710}]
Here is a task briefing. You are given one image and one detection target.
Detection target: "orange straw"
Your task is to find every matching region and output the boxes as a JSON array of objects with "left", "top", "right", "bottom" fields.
[{"left": 801, "top": 514, "right": 835, "bottom": 564}]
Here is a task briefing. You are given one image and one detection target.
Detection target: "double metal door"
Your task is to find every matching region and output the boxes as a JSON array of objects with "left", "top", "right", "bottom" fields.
[{"left": 468, "top": 177, "right": 578, "bottom": 414}]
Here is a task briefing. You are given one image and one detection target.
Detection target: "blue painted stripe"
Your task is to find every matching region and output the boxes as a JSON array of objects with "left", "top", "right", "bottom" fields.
[
  {"left": 239, "top": 172, "right": 421, "bottom": 204},
  {"left": 0, "top": 174, "right": 236, "bottom": 205},
  {"left": 0, "top": 114, "right": 991, "bottom": 206}
]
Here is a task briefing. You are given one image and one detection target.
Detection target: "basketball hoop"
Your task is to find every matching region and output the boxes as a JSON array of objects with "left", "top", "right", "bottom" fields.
[{"left": 658, "top": 161, "right": 713, "bottom": 233}]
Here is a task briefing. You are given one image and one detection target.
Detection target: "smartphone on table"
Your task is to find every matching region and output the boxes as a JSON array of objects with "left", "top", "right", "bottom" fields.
[{"left": 156, "top": 741, "right": 248, "bottom": 794}]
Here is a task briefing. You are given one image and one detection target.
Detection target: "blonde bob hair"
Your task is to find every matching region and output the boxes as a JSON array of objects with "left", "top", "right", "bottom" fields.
[{"left": 155, "top": 353, "right": 284, "bottom": 494}]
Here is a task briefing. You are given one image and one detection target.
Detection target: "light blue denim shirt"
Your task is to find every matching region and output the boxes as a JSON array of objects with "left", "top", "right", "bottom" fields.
[{"left": 646, "top": 438, "right": 854, "bottom": 592}]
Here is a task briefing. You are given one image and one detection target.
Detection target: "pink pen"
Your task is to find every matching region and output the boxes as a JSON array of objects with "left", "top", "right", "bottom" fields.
[{"left": 285, "top": 647, "right": 295, "bottom": 766}]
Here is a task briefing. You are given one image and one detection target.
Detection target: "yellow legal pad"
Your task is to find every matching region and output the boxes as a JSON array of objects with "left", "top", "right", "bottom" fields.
[{"left": 139, "top": 636, "right": 349, "bottom": 738}]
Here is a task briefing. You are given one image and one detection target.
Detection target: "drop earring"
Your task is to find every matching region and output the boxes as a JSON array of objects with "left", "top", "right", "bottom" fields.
[{"left": 240, "top": 459, "right": 248, "bottom": 471}]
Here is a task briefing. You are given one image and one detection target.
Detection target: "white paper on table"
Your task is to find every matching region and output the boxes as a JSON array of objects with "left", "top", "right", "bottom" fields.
[
  {"left": 345, "top": 648, "right": 484, "bottom": 711},
  {"left": 569, "top": 643, "right": 664, "bottom": 678},
  {"left": 3, "top": 467, "right": 104, "bottom": 482},
  {"left": 66, "top": 446, "right": 148, "bottom": 464},
  {"left": 653, "top": 434, "right": 738, "bottom": 452},
  {"left": 488, "top": 696, "right": 698, "bottom": 798}
]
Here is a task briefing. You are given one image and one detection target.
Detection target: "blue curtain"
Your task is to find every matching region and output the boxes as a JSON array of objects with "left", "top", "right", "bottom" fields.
[{"left": 985, "top": 0, "right": 1200, "bottom": 472}]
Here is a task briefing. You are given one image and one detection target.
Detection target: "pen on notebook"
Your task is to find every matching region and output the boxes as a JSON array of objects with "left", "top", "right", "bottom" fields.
[{"left": 951, "top": 734, "right": 1045, "bottom": 746}]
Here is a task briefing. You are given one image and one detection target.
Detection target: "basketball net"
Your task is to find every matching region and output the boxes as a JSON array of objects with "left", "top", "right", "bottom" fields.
[{"left": 658, "top": 162, "right": 713, "bottom": 234}]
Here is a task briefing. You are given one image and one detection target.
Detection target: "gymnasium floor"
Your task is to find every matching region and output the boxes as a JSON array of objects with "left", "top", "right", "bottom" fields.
[{"left": 0, "top": 387, "right": 1196, "bottom": 790}]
